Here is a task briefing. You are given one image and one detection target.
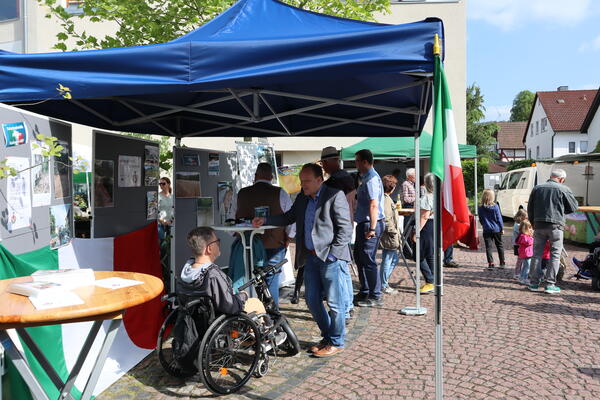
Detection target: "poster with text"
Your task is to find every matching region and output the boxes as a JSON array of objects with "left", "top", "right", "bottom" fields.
[
  {"left": 49, "top": 203, "right": 72, "bottom": 249},
  {"left": 31, "top": 140, "right": 51, "bottom": 207},
  {"left": 277, "top": 165, "right": 302, "bottom": 195},
  {"left": 53, "top": 140, "right": 71, "bottom": 199},
  {"left": 144, "top": 145, "right": 160, "bottom": 186},
  {"left": 217, "top": 181, "right": 234, "bottom": 224},
  {"left": 182, "top": 154, "right": 200, "bottom": 167},
  {"left": 175, "top": 171, "right": 201, "bottom": 198},
  {"left": 6, "top": 157, "right": 32, "bottom": 232},
  {"left": 208, "top": 153, "right": 220, "bottom": 176},
  {"left": 2, "top": 122, "right": 27, "bottom": 147},
  {"left": 197, "top": 197, "right": 214, "bottom": 226},
  {"left": 118, "top": 155, "right": 141, "bottom": 187},
  {"left": 94, "top": 160, "right": 114, "bottom": 208},
  {"left": 236, "top": 142, "right": 277, "bottom": 189},
  {"left": 147, "top": 191, "right": 158, "bottom": 220}
]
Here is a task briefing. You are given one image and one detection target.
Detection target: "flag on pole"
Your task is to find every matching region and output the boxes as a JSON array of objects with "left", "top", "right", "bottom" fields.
[{"left": 430, "top": 44, "right": 470, "bottom": 250}]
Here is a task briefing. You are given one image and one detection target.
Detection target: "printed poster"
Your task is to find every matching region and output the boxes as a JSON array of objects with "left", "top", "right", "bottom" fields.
[
  {"left": 31, "top": 140, "right": 51, "bottom": 207},
  {"left": 53, "top": 140, "right": 71, "bottom": 199},
  {"left": 2, "top": 122, "right": 28, "bottom": 147},
  {"left": 217, "top": 181, "right": 234, "bottom": 224},
  {"left": 175, "top": 171, "right": 201, "bottom": 198},
  {"left": 118, "top": 155, "right": 141, "bottom": 187},
  {"left": 208, "top": 153, "right": 220, "bottom": 176},
  {"left": 6, "top": 157, "right": 32, "bottom": 231},
  {"left": 197, "top": 197, "right": 214, "bottom": 226},
  {"left": 49, "top": 204, "right": 72, "bottom": 249},
  {"left": 236, "top": 142, "right": 277, "bottom": 189},
  {"left": 94, "top": 160, "right": 114, "bottom": 208},
  {"left": 277, "top": 165, "right": 302, "bottom": 195},
  {"left": 147, "top": 191, "right": 158, "bottom": 220},
  {"left": 144, "top": 145, "right": 160, "bottom": 186},
  {"left": 182, "top": 154, "right": 200, "bottom": 167}
]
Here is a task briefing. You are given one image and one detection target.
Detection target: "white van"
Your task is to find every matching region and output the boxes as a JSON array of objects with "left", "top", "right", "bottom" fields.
[{"left": 494, "top": 167, "right": 536, "bottom": 218}]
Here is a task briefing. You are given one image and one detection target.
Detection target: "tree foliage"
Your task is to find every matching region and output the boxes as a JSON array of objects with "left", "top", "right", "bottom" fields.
[
  {"left": 510, "top": 90, "right": 535, "bottom": 122},
  {"left": 461, "top": 157, "right": 488, "bottom": 198},
  {"left": 119, "top": 132, "right": 174, "bottom": 174},
  {"left": 506, "top": 159, "right": 536, "bottom": 171},
  {"left": 466, "top": 84, "right": 497, "bottom": 157},
  {"left": 38, "top": 0, "right": 391, "bottom": 51}
]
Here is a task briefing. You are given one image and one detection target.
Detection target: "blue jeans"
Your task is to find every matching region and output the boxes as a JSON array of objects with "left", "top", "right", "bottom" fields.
[
  {"left": 354, "top": 220, "right": 384, "bottom": 299},
  {"left": 343, "top": 261, "right": 354, "bottom": 318},
  {"left": 380, "top": 249, "right": 398, "bottom": 289},
  {"left": 519, "top": 257, "right": 531, "bottom": 281},
  {"left": 264, "top": 247, "right": 285, "bottom": 308},
  {"left": 304, "top": 254, "right": 347, "bottom": 348},
  {"left": 443, "top": 245, "right": 453, "bottom": 265}
]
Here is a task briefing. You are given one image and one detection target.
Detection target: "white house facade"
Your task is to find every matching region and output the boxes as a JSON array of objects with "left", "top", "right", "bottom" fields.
[{"left": 525, "top": 98, "right": 554, "bottom": 159}]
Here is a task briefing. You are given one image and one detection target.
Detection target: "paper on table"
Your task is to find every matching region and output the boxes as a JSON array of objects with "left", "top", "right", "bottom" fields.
[
  {"left": 95, "top": 277, "right": 144, "bottom": 290},
  {"left": 29, "top": 291, "right": 84, "bottom": 310}
]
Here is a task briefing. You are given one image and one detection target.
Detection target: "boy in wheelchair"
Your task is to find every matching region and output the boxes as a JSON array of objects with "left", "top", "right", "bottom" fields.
[{"left": 173, "top": 227, "right": 265, "bottom": 372}]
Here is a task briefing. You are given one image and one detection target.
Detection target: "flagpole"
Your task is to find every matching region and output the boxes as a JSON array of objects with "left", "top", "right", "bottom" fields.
[{"left": 433, "top": 33, "right": 444, "bottom": 400}]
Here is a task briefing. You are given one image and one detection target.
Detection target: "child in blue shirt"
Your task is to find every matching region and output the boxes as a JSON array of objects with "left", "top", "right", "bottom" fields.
[{"left": 478, "top": 189, "right": 505, "bottom": 269}]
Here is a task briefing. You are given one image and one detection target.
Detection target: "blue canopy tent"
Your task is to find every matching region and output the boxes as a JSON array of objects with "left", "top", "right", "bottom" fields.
[{"left": 0, "top": 0, "right": 443, "bottom": 139}]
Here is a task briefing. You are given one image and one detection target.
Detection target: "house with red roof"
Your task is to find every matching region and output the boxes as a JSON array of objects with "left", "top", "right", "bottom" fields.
[
  {"left": 493, "top": 121, "right": 527, "bottom": 161},
  {"left": 581, "top": 89, "right": 600, "bottom": 153},
  {"left": 523, "top": 86, "right": 597, "bottom": 159}
]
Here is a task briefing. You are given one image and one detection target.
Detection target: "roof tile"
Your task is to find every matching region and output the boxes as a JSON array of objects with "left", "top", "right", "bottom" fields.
[
  {"left": 538, "top": 89, "right": 598, "bottom": 132},
  {"left": 495, "top": 121, "right": 527, "bottom": 149}
]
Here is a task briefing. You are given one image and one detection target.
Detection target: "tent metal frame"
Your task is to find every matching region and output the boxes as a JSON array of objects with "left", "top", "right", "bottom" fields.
[{"left": 65, "top": 77, "right": 432, "bottom": 139}]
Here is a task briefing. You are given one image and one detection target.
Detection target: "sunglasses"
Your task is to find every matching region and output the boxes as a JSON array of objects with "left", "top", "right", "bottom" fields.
[{"left": 159, "top": 182, "right": 167, "bottom": 186}]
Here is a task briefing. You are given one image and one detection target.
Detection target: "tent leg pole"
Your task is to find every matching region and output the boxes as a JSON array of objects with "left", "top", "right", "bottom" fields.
[
  {"left": 400, "top": 134, "right": 426, "bottom": 316},
  {"left": 474, "top": 157, "right": 478, "bottom": 216}
]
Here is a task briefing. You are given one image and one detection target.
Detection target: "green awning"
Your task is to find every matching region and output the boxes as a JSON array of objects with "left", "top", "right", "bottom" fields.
[
  {"left": 73, "top": 172, "right": 92, "bottom": 185},
  {"left": 340, "top": 131, "right": 477, "bottom": 160}
]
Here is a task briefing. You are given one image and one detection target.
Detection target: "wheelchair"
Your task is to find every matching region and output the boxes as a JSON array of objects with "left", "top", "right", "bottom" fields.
[{"left": 157, "top": 259, "right": 300, "bottom": 395}]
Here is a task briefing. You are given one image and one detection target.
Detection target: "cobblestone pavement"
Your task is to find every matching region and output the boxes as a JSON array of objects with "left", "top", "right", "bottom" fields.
[{"left": 99, "top": 233, "right": 600, "bottom": 399}]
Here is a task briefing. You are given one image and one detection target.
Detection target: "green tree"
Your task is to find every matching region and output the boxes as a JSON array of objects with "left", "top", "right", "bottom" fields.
[
  {"left": 509, "top": 90, "right": 535, "bottom": 122},
  {"left": 466, "top": 83, "right": 497, "bottom": 157},
  {"left": 119, "top": 132, "right": 174, "bottom": 174},
  {"left": 38, "top": 0, "right": 391, "bottom": 51}
]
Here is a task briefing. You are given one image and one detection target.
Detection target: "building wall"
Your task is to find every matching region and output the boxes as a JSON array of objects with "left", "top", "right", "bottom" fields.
[
  {"left": 377, "top": 0, "right": 466, "bottom": 145},
  {"left": 587, "top": 108, "right": 600, "bottom": 153},
  {"left": 553, "top": 132, "right": 590, "bottom": 157},
  {"left": 524, "top": 98, "right": 554, "bottom": 159}
]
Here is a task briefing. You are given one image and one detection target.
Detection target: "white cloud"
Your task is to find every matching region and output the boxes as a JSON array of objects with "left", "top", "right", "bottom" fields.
[
  {"left": 578, "top": 34, "right": 600, "bottom": 52},
  {"left": 469, "top": 0, "right": 592, "bottom": 30},
  {"left": 484, "top": 105, "right": 511, "bottom": 122}
]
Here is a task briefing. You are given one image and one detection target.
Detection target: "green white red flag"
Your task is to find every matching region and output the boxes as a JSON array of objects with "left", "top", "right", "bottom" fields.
[{"left": 430, "top": 54, "right": 470, "bottom": 250}]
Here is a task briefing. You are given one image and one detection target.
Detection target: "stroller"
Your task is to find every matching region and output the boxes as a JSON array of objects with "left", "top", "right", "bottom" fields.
[{"left": 572, "top": 247, "right": 600, "bottom": 291}]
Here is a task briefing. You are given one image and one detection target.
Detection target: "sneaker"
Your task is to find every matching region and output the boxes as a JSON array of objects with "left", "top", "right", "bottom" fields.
[
  {"left": 420, "top": 283, "right": 434, "bottom": 293},
  {"left": 518, "top": 278, "right": 530, "bottom": 285},
  {"left": 498, "top": 264, "right": 506, "bottom": 269},
  {"left": 383, "top": 287, "right": 396, "bottom": 294},
  {"left": 579, "top": 270, "right": 593, "bottom": 280},
  {"left": 544, "top": 285, "right": 561, "bottom": 294},
  {"left": 528, "top": 284, "right": 541, "bottom": 292},
  {"left": 572, "top": 257, "right": 583, "bottom": 268},
  {"left": 444, "top": 261, "right": 460, "bottom": 268},
  {"left": 371, "top": 297, "right": 384, "bottom": 307},
  {"left": 353, "top": 293, "right": 368, "bottom": 306},
  {"left": 487, "top": 264, "right": 495, "bottom": 270}
]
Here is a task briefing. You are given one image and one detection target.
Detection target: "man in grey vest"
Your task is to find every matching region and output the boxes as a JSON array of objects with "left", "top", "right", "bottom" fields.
[
  {"left": 236, "top": 163, "right": 295, "bottom": 307},
  {"left": 527, "top": 169, "right": 578, "bottom": 294}
]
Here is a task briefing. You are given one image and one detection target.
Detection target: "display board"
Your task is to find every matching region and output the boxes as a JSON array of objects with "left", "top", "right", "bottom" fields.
[
  {"left": 173, "top": 146, "right": 237, "bottom": 277},
  {"left": 0, "top": 105, "right": 72, "bottom": 254},
  {"left": 92, "top": 130, "right": 160, "bottom": 238}
]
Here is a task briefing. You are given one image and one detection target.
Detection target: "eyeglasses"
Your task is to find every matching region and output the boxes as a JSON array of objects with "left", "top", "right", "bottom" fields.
[
  {"left": 159, "top": 182, "right": 167, "bottom": 186},
  {"left": 207, "top": 238, "right": 221, "bottom": 247}
]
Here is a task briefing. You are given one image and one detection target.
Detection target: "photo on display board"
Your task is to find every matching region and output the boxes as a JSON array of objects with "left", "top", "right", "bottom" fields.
[
  {"left": 182, "top": 154, "right": 200, "bottom": 167},
  {"left": 49, "top": 203, "right": 72, "bottom": 249},
  {"left": 217, "top": 181, "right": 234, "bottom": 224},
  {"left": 146, "top": 191, "right": 158, "bottom": 220},
  {"left": 31, "top": 140, "right": 51, "bottom": 207},
  {"left": 144, "top": 145, "right": 160, "bottom": 186},
  {"left": 118, "top": 155, "right": 142, "bottom": 187},
  {"left": 277, "top": 165, "right": 302, "bottom": 195},
  {"left": 53, "top": 140, "right": 71, "bottom": 199},
  {"left": 6, "top": 157, "right": 32, "bottom": 232},
  {"left": 94, "top": 160, "right": 114, "bottom": 208},
  {"left": 175, "top": 171, "right": 201, "bottom": 198},
  {"left": 196, "top": 197, "right": 214, "bottom": 226},
  {"left": 2, "top": 122, "right": 28, "bottom": 147},
  {"left": 208, "top": 153, "right": 220, "bottom": 176}
]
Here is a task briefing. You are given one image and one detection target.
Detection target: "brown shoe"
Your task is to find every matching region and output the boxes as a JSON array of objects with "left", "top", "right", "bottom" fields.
[
  {"left": 308, "top": 340, "right": 328, "bottom": 354},
  {"left": 313, "top": 345, "right": 344, "bottom": 358}
]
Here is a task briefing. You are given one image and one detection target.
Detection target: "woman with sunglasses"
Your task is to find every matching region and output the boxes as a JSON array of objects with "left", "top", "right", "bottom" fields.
[{"left": 158, "top": 177, "right": 174, "bottom": 241}]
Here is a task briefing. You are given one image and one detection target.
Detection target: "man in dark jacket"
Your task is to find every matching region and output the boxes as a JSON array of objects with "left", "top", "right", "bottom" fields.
[
  {"left": 253, "top": 163, "right": 353, "bottom": 358},
  {"left": 527, "top": 169, "right": 578, "bottom": 294}
]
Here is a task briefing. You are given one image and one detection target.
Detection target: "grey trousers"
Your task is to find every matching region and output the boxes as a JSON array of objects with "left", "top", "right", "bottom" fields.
[{"left": 528, "top": 225, "right": 563, "bottom": 286}]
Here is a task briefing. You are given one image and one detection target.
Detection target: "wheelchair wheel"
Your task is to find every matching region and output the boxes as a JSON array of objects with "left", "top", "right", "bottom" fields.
[
  {"left": 157, "top": 309, "right": 196, "bottom": 378},
  {"left": 198, "top": 314, "right": 261, "bottom": 395},
  {"left": 279, "top": 318, "right": 300, "bottom": 356}
]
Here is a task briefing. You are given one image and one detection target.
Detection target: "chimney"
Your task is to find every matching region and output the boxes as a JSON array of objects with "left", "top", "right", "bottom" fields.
[{"left": 557, "top": 86, "right": 569, "bottom": 91}]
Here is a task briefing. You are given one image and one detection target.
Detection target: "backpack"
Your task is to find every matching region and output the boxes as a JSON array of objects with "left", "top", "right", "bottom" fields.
[{"left": 172, "top": 297, "right": 215, "bottom": 373}]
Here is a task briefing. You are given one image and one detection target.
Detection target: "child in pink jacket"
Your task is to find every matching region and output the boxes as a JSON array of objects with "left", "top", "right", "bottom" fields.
[{"left": 516, "top": 220, "right": 534, "bottom": 285}]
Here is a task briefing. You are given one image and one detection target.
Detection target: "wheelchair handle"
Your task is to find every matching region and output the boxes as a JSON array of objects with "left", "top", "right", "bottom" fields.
[{"left": 238, "top": 259, "right": 287, "bottom": 291}]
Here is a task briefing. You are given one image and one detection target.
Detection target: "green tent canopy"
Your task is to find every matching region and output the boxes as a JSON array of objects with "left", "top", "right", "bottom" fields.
[
  {"left": 340, "top": 131, "right": 477, "bottom": 160},
  {"left": 73, "top": 171, "right": 92, "bottom": 185}
]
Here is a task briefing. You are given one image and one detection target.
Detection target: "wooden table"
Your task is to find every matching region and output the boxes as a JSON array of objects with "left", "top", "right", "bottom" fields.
[
  {"left": 398, "top": 208, "right": 415, "bottom": 217},
  {"left": 0, "top": 271, "right": 163, "bottom": 400}
]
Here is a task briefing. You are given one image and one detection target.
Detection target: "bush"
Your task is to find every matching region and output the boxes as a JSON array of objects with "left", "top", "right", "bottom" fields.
[
  {"left": 507, "top": 159, "right": 536, "bottom": 171},
  {"left": 462, "top": 158, "right": 489, "bottom": 197}
]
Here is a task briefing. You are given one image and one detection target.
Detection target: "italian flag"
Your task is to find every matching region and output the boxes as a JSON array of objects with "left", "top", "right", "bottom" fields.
[
  {"left": 430, "top": 54, "right": 470, "bottom": 250},
  {"left": 1, "top": 222, "right": 164, "bottom": 399}
]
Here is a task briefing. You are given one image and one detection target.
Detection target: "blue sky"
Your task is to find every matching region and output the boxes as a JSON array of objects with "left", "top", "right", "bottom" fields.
[{"left": 467, "top": 0, "right": 600, "bottom": 121}]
